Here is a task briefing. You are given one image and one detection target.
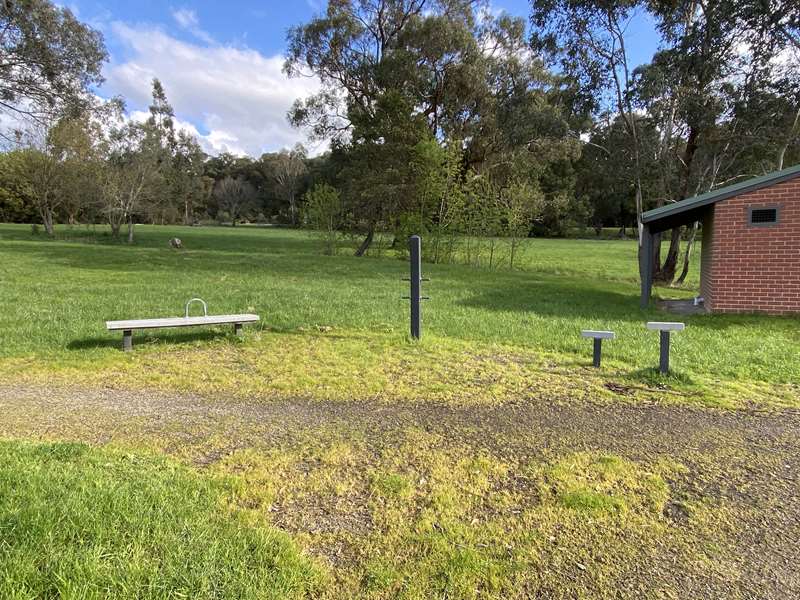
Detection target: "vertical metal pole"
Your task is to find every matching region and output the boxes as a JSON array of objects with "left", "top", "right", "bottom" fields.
[
  {"left": 234, "top": 323, "right": 243, "bottom": 336},
  {"left": 409, "top": 235, "right": 421, "bottom": 339},
  {"left": 593, "top": 338, "right": 602, "bottom": 368},
  {"left": 640, "top": 225, "right": 654, "bottom": 309},
  {"left": 659, "top": 330, "right": 670, "bottom": 374},
  {"left": 123, "top": 330, "right": 132, "bottom": 352}
]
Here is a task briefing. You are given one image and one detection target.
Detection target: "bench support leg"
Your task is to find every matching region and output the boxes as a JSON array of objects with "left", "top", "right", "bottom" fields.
[
  {"left": 659, "top": 330, "right": 670, "bottom": 374},
  {"left": 593, "top": 338, "right": 602, "bottom": 368},
  {"left": 234, "top": 323, "right": 243, "bottom": 336},
  {"left": 123, "top": 330, "right": 132, "bottom": 352}
]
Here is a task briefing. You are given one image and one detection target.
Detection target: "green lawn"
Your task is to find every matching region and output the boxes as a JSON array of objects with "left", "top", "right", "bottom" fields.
[
  {"left": 2, "top": 223, "right": 799, "bottom": 598},
  {"left": 0, "top": 223, "right": 798, "bottom": 405},
  {"left": 0, "top": 439, "right": 323, "bottom": 598}
]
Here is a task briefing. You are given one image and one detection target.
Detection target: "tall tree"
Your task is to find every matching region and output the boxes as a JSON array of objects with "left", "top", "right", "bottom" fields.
[
  {"left": 99, "top": 118, "right": 160, "bottom": 242},
  {"left": 530, "top": 0, "right": 647, "bottom": 272},
  {"left": 272, "top": 144, "right": 308, "bottom": 226},
  {"left": 287, "top": 0, "right": 572, "bottom": 254},
  {"left": 172, "top": 131, "right": 210, "bottom": 226},
  {"left": 0, "top": 0, "right": 107, "bottom": 140},
  {"left": 213, "top": 176, "right": 256, "bottom": 226},
  {"left": 14, "top": 114, "right": 100, "bottom": 235}
]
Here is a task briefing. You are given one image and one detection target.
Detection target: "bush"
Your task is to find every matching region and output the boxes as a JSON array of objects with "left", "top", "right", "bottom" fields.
[{"left": 304, "top": 183, "right": 344, "bottom": 255}]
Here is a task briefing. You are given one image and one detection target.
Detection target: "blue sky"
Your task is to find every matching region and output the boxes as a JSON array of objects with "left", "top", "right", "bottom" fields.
[{"left": 66, "top": 1, "right": 659, "bottom": 156}]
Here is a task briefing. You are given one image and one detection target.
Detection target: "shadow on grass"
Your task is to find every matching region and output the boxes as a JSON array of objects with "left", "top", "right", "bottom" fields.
[
  {"left": 457, "top": 276, "right": 650, "bottom": 322},
  {"left": 0, "top": 239, "right": 396, "bottom": 283},
  {"left": 457, "top": 275, "right": 780, "bottom": 334},
  {"left": 0, "top": 224, "right": 319, "bottom": 256},
  {"left": 68, "top": 330, "right": 229, "bottom": 351}
]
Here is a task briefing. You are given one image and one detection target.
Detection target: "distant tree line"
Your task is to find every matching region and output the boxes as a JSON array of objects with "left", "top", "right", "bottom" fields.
[{"left": 1, "top": 0, "right": 798, "bottom": 282}]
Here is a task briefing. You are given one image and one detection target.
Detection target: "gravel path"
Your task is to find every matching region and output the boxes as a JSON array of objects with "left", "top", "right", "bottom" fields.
[{"left": 2, "top": 383, "right": 799, "bottom": 598}]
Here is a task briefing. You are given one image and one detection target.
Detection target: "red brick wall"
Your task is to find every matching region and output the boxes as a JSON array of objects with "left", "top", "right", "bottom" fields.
[{"left": 705, "top": 176, "right": 800, "bottom": 315}]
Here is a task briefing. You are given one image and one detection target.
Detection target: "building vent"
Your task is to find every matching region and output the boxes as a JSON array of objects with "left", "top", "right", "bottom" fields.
[{"left": 749, "top": 207, "right": 778, "bottom": 226}]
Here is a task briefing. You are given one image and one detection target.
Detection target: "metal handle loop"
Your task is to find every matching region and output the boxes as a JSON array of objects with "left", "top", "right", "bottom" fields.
[{"left": 185, "top": 298, "right": 208, "bottom": 318}]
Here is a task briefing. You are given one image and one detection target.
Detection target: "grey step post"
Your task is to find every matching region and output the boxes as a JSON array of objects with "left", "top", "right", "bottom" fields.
[
  {"left": 234, "top": 322, "right": 243, "bottom": 336},
  {"left": 646, "top": 322, "right": 685, "bottom": 374},
  {"left": 659, "top": 330, "right": 670, "bottom": 374},
  {"left": 123, "top": 330, "right": 132, "bottom": 352},
  {"left": 581, "top": 330, "right": 615, "bottom": 368},
  {"left": 409, "top": 235, "right": 422, "bottom": 340}
]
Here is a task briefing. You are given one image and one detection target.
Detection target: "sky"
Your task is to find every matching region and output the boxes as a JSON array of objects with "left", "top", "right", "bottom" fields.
[{"left": 65, "top": 1, "right": 660, "bottom": 158}]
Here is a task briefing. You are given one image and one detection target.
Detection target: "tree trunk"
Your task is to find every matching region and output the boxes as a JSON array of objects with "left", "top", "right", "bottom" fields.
[
  {"left": 40, "top": 207, "right": 55, "bottom": 237},
  {"left": 657, "top": 227, "right": 683, "bottom": 283},
  {"left": 354, "top": 224, "right": 375, "bottom": 257},
  {"left": 110, "top": 221, "right": 121, "bottom": 238},
  {"left": 675, "top": 221, "right": 698, "bottom": 286},
  {"left": 658, "top": 125, "right": 700, "bottom": 283},
  {"left": 776, "top": 107, "right": 800, "bottom": 170}
]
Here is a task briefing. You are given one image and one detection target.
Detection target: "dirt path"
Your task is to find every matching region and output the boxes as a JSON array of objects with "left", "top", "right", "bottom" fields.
[{"left": 2, "top": 383, "right": 799, "bottom": 598}]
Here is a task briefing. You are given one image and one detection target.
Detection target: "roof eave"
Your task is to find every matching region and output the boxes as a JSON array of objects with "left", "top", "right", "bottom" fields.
[{"left": 641, "top": 164, "right": 800, "bottom": 226}]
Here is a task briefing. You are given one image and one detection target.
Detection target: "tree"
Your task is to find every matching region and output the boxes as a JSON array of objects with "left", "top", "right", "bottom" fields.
[
  {"left": 410, "top": 138, "right": 466, "bottom": 263},
  {"left": 0, "top": 0, "right": 107, "bottom": 140},
  {"left": 0, "top": 150, "right": 36, "bottom": 222},
  {"left": 141, "top": 78, "right": 178, "bottom": 224},
  {"left": 286, "top": 1, "right": 572, "bottom": 255},
  {"left": 530, "top": 0, "right": 647, "bottom": 267},
  {"left": 304, "top": 183, "right": 345, "bottom": 255},
  {"left": 14, "top": 114, "right": 99, "bottom": 235},
  {"left": 272, "top": 144, "right": 307, "bottom": 226},
  {"left": 99, "top": 121, "right": 160, "bottom": 242},
  {"left": 54, "top": 114, "right": 104, "bottom": 225},
  {"left": 635, "top": 0, "right": 799, "bottom": 282},
  {"left": 498, "top": 177, "right": 543, "bottom": 269},
  {"left": 213, "top": 176, "right": 256, "bottom": 226},
  {"left": 575, "top": 113, "right": 661, "bottom": 235},
  {"left": 172, "top": 131, "right": 210, "bottom": 225}
]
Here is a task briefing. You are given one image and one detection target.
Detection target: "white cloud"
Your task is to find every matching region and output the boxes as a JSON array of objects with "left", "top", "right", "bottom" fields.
[
  {"left": 102, "top": 21, "right": 323, "bottom": 157},
  {"left": 171, "top": 8, "right": 215, "bottom": 45}
]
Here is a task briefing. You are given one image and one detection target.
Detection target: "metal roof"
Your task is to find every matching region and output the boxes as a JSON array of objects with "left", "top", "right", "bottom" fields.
[{"left": 641, "top": 163, "right": 800, "bottom": 225}]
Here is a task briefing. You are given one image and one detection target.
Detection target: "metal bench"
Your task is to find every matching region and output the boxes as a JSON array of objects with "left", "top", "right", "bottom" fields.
[{"left": 106, "top": 298, "right": 259, "bottom": 351}]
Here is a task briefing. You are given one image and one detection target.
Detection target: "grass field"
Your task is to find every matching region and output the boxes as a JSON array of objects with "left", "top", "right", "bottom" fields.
[
  {"left": 0, "top": 223, "right": 797, "bottom": 406},
  {"left": 0, "top": 440, "right": 322, "bottom": 598},
  {"left": 1, "top": 223, "right": 799, "bottom": 598}
]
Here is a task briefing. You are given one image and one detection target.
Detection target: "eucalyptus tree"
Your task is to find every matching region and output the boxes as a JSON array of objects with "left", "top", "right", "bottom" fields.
[
  {"left": 272, "top": 144, "right": 308, "bottom": 226},
  {"left": 285, "top": 0, "right": 481, "bottom": 252},
  {"left": 635, "top": 0, "right": 799, "bottom": 282},
  {"left": 212, "top": 176, "right": 257, "bottom": 226},
  {"left": 530, "top": 0, "right": 647, "bottom": 257},
  {"left": 99, "top": 121, "right": 161, "bottom": 242},
  {"left": 171, "top": 131, "right": 210, "bottom": 226},
  {"left": 286, "top": 0, "right": 572, "bottom": 253},
  {"left": 13, "top": 113, "right": 103, "bottom": 235},
  {"left": 0, "top": 150, "right": 36, "bottom": 222},
  {"left": 0, "top": 0, "right": 107, "bottom": 141}
]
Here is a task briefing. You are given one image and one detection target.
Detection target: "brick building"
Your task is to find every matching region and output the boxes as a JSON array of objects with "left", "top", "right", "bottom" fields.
[{"left": 639, "top": 164, "right": 800, "bottom": 315}]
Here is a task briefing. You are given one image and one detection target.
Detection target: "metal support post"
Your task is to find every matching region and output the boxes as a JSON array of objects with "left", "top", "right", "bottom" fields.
[
  {"left": 659, "top": 330, "right": 670, "bottom": 374},
  {"left": 409, "top": 235, "right": 422, "bottom": 339}
]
